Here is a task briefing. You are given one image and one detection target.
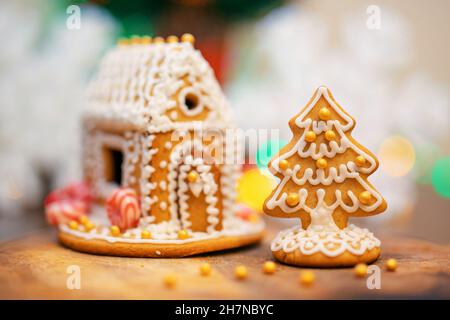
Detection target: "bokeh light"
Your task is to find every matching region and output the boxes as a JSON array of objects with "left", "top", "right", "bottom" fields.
[
  {"left": 378, "top": 135, "right": 416, "bottom": 177},
  {"left": 237, "top": 168, "right": 276, "bottom": 212},
  {"left": 256, "top": 139, "right": 287, "bottom": 170},
  {"left": 431, "top": 156, "right": 450, "bottom": 198},
  {"left": 414, "top": 143, "right": 442, "bottom": 184}
]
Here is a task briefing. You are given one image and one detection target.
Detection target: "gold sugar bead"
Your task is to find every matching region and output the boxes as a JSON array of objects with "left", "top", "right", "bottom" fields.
[
  {"left": 286, "top": 193, "right": 299, "bottom": 207},
  {"left": 299, "top": 271, "right": 315, "bottom": 286},
  {"left": 305, "top": 131, "right": 316, "bottom": 142},
  {"left": 234, "top": 265, "right": 248, "bottom": 280},
  {"left": 187, "top": 171, "right": 198, "bottom": 183},
  {"left": 110, "top": 225, "right": 121, "bottom": 237},
  {"left": 355, "top": 156, "right": 366, "bottom": 166},
  {"left": 358, "top": 191, "right": 372, "bottom": 205},
  {"left": 178, "top": 229, "right": 190, "bottom": 240},
  {"left": 84, "top": 221, "right": 95, "bottom": 232},
  {"left": 316, "top": 158, "right": 328, "bottom": 169},
  {"left": 117, "top": 38, "right": 130, "bottom": 46},
  {"left": 79, "top": 215, "right": 89, "bottom": 225},
  {"left": 141, "top": 36, "right": 152, "bottom": 44},
  {"left": 262, "top": 261, "right": 277, "bottom": 275},
  {"left": 163, "top": 274, "right": 177, "bottom": 288},
  {"left": 68, "top": 221, "right": 79, "bottom": 230},
  {"left": 318, "top": 107, "right": 331, "bottom": 120},
  {"left": 386, "top": 258, "right": 398, "bottom": 271},
  {"left": 325, "top": 130, "right": 336, "bottom": 141},
  {"left": 354, "top": 263, "right": 368, "bottom": 277},
  {"left": 181, "top": 33, "right": 195, "bottom": 44},
  {"left": 153, "top": 36, "right": 165, "bottom": 44},
  {"left": 199, "top": 263, "right": 212, "bottom": 276},
  {"left": 166, "top": 35, "right": 179, "bottom": 43},
  {"left": 141, "top": 230, "right": 152, "bottom": 239},
  {"left": 130, "top": 36, "right": 141, "bottom": 45},
  {"left": 279, "top": 159, "right": 289, "bottom": 170}
]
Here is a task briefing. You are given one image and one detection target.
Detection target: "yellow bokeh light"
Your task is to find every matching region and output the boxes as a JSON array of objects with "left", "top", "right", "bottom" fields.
[
  {"left": 237, "top": 168, "right": 276, "bottom": 212},
  {"left": 378, "top": 136, "right": 416, "bottom": 177}
]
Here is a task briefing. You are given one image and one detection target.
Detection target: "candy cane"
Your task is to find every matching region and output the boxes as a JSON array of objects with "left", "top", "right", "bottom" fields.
[{"left": 106, "top": 188, "right": 141, "bottom": 231}]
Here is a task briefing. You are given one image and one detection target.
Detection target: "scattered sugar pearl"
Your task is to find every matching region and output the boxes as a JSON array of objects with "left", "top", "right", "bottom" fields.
[
  {"left": 141, "top": 230, "right": 152, "bottom": 239},
  {"left": 299, "top": 271, "right": 315, "bottom": 286},
  {"left": 79, "top": 215, "right": 89, "bottom": 225},
  {"left": 199, "top": 263, "right": 212, "bottom": 276},
  {"left": 84, "top": 221, "right": 95, "bottom": 232},
  {"left": 234, "top": 265, "right": 248, "bottom": 280},
  {"left": 354, "top": 263, "right": 368, "bottom": 277},
  {"left": 178, "top": 230, "right": 189, "bottom": 240},
  {"left": 163, "top": 274, "right": 177, "bottom": 288},
  {"left": 385, "top": 258, "right": 398, "bottom": 271},
  {"left": 262, "top": 261, "right": 276, "bottom": 274},
  {"left": 68, "top": 221, "right": 79, "bottom": 230},
  {"left": 110, "top": 225, "right": 121, "bottom": 237}
]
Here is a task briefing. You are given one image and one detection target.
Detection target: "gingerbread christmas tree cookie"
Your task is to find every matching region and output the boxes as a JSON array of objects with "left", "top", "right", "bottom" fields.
[{"left": 263, "top": 86, "right": 387, "bottom": 267}]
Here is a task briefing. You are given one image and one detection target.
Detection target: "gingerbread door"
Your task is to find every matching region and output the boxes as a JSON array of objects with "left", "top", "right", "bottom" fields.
[{"left": 176, "top": 156, "right": 222, "bottom": 233}]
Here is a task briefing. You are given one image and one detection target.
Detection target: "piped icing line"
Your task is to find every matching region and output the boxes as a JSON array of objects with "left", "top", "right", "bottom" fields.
[
  {"left": 139, "top": 134, "right": 158, "bottom": 216},
  {"left": 270, "top": 224, "right": 380, "bottom": 258}
]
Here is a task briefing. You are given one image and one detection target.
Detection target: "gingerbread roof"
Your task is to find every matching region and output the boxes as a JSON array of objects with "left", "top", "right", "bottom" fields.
[{"left": 84, "top": 35, "right": 233, "bottom": 131}]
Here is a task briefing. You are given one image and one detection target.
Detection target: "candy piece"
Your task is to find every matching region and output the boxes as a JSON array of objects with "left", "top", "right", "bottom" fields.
[
  {"left": 358, "top": 191, "right": 372, "bottom": 205},
  {"left": 181, "top": 33, "right": 195, "bottom": 44},
  {"left": 355, "top": 156, "right": 366, "bottom": 166},
  {"left": 262, "top": 261, "right": 276, "bottom": 274},
  {"left": 235, "top": 265, "right": 248, "bottom": 280},
  {"left": 385, "top": 258, "right": 398, "bottom": 271},
  {"left": 68, "top": 221, "right": 79, "bottom": 230},
  {"left": 110, "top": 225, "right": 121, "bottom": 237},
  {"left": 236, "top": 204, "right": 252, "bottom": 220},
  {"left": 187, "top": 171, "right": 198, "bottom": 183},
  {"left": 299, "top": 271, "right": 315, "bottom": 286},
  {"left": 316, "top": 158, "right": 328, "bottom": 169},
  {"left": 305, "top": 131, "right": 316, "bottom": 142},
  {"left": 166, "top": 35, "right": 179, "bottom": 43},
  {"left": 141, "top": 230, "right": 152, "bottom": 239},
  {"left": 164, "top": 274, "right": 177, "bottom": 288},
  {"left": 279, "top": 159, "right": 289, "bottom": 170},
  {"left": 286, "top": 193, "right": 299, "bottom": 206},
  {"left": 84, "top": 221, "right": 95, "bottom": 232},
  {"left": 318, "top": 107, "right": 331, "bottom": 120},
  {"left": 199, "top": 263, "right": 212, "bottom": 276},
  {"left": 45, "top": 181, "right": 93, "bottom": 213},
  {"left": 106, "top": 188, "right": 141, "bottom": 231},
  {"left": 178, "top": 230, "right": 190, "bottom": 240},
  {"left": 45, "top": 200, "right": 86, "bottom": 226},
  {"left": 325, "top": 130, "right": 336, "bottom": 141},
  {"left": 354, "top": 263, "right": 368, "bottom": 277}
]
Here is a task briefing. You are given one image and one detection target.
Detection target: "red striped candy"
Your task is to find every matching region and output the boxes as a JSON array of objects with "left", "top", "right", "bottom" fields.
[
  {"left": 106, "top": 188, "right": 141, "bottom": 231},
  {"left": 45, "top": 200, "right": 87, "bottom": 226}
]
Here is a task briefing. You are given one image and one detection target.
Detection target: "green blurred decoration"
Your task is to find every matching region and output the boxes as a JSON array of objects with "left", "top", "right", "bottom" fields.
[
  {"left": 431, "top": 156, "right": 450, "bottom": 198},
  {"left": 256, "top": 139, "right": 287, "bottom": 170},
  {"left": 414, "top": 143, "right": 443, "bottom": 184}
]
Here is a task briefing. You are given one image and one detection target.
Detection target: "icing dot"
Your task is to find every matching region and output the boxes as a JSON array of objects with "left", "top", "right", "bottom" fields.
[
  {"left": 316, "top": 158, "right": 328, "bottom": 169},
  {"left": 279, "top": 159, "right": 289, "bottom": 170},
  {"left": 305, "top": 131, "right": 316, "bottom": 142},
  {"left": 160, "top": 201, "right": 167, "bottom": 210},
  {"left": 165, "top": 142, "right": 172, "bottom": 149},
  {"left": 325, "top": 130, "right": 336, "bottom": 141},
  {"left": 358, "top": 191, "right": 372, "bottom": 205},
  {"left": 166, "top": 35, "right": 179, "bottom": 43},
  {"left": 319, "top": 107, "right": 331, "bottom": 120},
  {"left": 160, "top": 160, "right": 167, "bottom": 168},
  {"left": 170, "top": 110, "right": 178, "bottom": 120},
  {"left": 286, "top": 193, "right": 299, "bottom": 206},
  {"left": 355, "top": 156, "right": 366, "bottom": 166},
  {"left": 181, "top": 33, "right": 195, "bottom": 44}
]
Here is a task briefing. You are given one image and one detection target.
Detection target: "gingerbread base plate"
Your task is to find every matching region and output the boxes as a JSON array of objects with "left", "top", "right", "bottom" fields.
[{"left": 58, "top": 230, "right": 264, "bottom": 258}]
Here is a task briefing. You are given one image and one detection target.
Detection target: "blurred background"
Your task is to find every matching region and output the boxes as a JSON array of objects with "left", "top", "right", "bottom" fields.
[{"left": 0, "top": 0, "right": 449, "bottom": 243}]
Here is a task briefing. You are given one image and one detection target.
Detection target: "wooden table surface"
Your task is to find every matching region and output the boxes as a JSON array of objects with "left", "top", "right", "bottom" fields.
[{"left": 1, "top": 222, "right": 449, "bottom": 299}]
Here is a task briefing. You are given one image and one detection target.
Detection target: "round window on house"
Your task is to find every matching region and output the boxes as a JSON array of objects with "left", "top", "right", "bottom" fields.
[{"left": 184, "top": 93, "right": 199, "bottom": 110}]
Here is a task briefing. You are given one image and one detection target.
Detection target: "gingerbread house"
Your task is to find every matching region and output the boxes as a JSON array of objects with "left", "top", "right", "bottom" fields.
[{"left": 56, "top": 35, "right": 263, "bottom": 257}]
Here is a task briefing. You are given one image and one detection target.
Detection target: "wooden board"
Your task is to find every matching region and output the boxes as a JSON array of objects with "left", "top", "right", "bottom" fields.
[{"left": 0, "top": 222, "right": 449, "bottom": 299}]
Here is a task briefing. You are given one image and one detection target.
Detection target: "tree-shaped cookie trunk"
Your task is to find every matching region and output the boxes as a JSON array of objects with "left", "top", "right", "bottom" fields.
[{"left": 264, "top": 86, "right": 387, "bottom": 231}]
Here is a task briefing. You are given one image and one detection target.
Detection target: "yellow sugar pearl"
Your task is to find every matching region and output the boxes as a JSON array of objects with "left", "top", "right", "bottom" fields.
[
  {"left": 79, "top": 215, "right": 89, "bottom": 225},
  {"left": 181, "top": 33, "right": 195, "bottom": 44},
  {"left": 187, "top": 171, "right": 198, "bottom": 183},
  {"left": 305, "top": 131, "right": 316, "bottom": 142},
  {"left": 286, "top": 193, "right": 299, "bottom": 207},
  {"left": 68, "top": 221, "right": 79, "bottom": 230},
  {"left": 325, "top": 130, "right": 336, "bottom": 141},
  {"left": 319, "top": 107, "right": 331, "bottom": 120},
  {"left": 141, "top": 230, "right": 152, "bottom": 239},
  {"left": 141, "top": 36, "right": 152, "bottom": 44},
  {"left": 163, "top": 274, "right": 177, "bottom": 288},
  {"left": 355, "top": 156, "right": 366, "bottom": 166},
  {"left": 316, "top": 158, "right": 328, "bottom": 169},
  {"left": 199, "top": 263, "right": 212, "bottom": 276},
  {"left": 130, "top": 36, "right": 141, "bottom": 45},
  {"left": 358, "top": 191, "right": 372, "bottom": 205},
  {"left": 84, "top": 221, "right": 95, "bottom": 232},
  {"left": 178, "top": 229, "right": 190, "bottom": 240},
  {"left": 166, "top": 35, "right": 179, "bottom": 43},
  {"left": 110, "top": 225, "right": 121, "bottom": 237},
  {"left": 153, "top": 36, "right": 165, "bottom": 44},
  {"left": 354, "top": 263, "right": 368, "bottom": 277},
  {"left": 262, "top": 261, "right": 276, "bottom": 274},
  {"left": 235, "top": 265, "right": 248, "bottom": 280},
  {"left": 299, "top": 271, "right": 315, "bottom": 286},
  {"left": 385, "top": 258, "right": 398, "bottom": 271},
  {"left": 279, "top": 159, "right": 289, "bottom": 170}
]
